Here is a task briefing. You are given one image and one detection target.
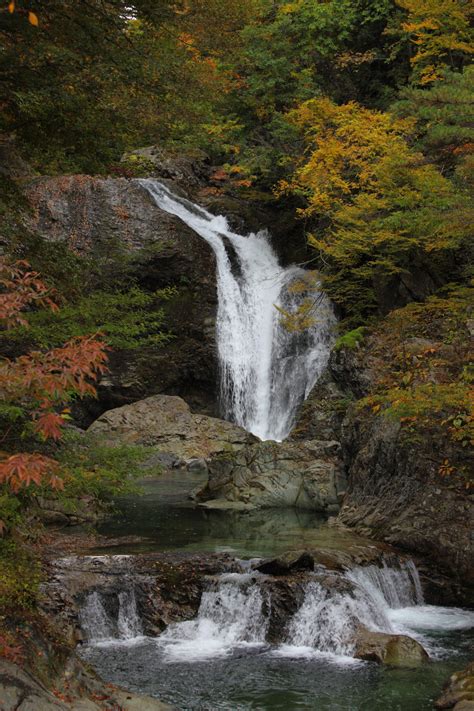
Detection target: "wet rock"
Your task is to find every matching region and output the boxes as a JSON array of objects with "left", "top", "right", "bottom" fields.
[
  {"left": 87, "top": 393, "right": 255, "bottom": 460},
  {"left": 436, "top": 663, "right": 474, "bottom": 710},
  {"left": 122, "top": 145, "right": 210, "bottom": 190},
  {"left": 337, "top": 403, "right": 474, "bottom": 603},
  {"left": 255, "top": 551, "right": 314, "bottom": 576},
  {"left": 142, "top": 451, "right": 185, "bottom": 470},
  {"left": 289, "top": 369, "right": 347, "bottom": 442},
  {"left": 41, "top": 552, "right": 241, "bottom": 638},
  {"left": 309, "top": 544, "right": 397, "bottom": 572},
  {"left": 324, "top": 321, "right": 474, "bottom": 606},
  {"left": 353, "top": 629, "right": 429, "bottom": 667},
  {"left": 0, "top": 658, "right": 174, "bottom": 711},
  {"left": 34, "top": 496, "right": 103, "bottom": 526},
  {"left": 186, "top": 458, "right": 208, "bottom": 474}
]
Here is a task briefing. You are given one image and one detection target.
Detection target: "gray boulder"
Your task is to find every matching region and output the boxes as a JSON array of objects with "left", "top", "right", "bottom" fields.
[{"left": 87, "top": 393, "right": 255, "bottom": 460}]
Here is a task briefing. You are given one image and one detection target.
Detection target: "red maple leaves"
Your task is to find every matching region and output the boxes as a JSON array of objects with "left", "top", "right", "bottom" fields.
[{"left": 0, "top": 259, "right": 108, "bottom": 511}]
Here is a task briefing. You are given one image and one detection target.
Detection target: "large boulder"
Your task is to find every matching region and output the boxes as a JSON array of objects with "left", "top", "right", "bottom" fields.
[
  {"left": 87, "top": 393, "right": 255, "bottom": 460},
  {"left": 353, "top": 629, "right": 429, "bottom": 667},
  {"left": 436, "top": 663, "right": 474, "bottom": 710},
  {"left": 198, "top": 438, "right": 346, "bottom": 512}
]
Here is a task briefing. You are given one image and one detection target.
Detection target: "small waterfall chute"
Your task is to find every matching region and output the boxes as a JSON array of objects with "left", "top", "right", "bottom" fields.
[
  {"left": 118, "top": 589, "right": 143, "bottom": 639},
  {"left": 79, "top": 591, "right": 114, "bottom": 643},
  {"left": 346, "top": 560, "right": 425, "bottom": 610},
  {"left": 79, "top": 588, "right": 143, "bottom": 644},
  {"left": 137, "top": 179, "right": 336, "bottom": 441},
  {"left": 157, "top": 574, "right": 268, "bottom": 661}
]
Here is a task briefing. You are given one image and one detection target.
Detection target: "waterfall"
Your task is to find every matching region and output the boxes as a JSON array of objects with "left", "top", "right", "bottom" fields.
[
  {"left": 283, "top": 580, "right": 391, "bottom": 656},
  {"left": 117, "top": 590, "right": 143, "bottom": 639},
  {"left": 79, "top": 591, "right": 114, "bottom": 643},
  {"left": 79, "top": 589, "right": 142, "bottom": 644},
  {"left": 346, "top": 560, "right": 425, "bottom": 609},
  {"left": 156, "top": 573, "right": 268, "bottom": 661},
  {"left": 78, "top": 561, "right": 474, "bottom": 662},
  {"left": 137, "top": 179, "right": 335, "bottom": 441}
]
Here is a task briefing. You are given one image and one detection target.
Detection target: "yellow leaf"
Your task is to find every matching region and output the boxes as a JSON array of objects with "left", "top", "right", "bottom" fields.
[
  {"left": 8, "top": 1, "right": 14, "bottom": 13},
  {"left": 28, "top": 11, "right": 39, "bottom": 26}
]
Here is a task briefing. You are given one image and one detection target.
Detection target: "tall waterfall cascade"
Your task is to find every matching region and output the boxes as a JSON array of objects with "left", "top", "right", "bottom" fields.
[{"left": 138, "top": 179, "right": 336, "bottom": 441}]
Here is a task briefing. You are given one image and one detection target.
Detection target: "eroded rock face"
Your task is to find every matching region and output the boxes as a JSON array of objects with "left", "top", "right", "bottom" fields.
[
  {"left": 87, "top": 393, "right": 255, "bottom": 460},
  {"left": 337, "top": 405, "right": 474, "bottom": 601},
  {"left": 198, "top": 438, "right": 346, "bottom": 512},
  {"left": 323, "top": 341, "right": 474, "bottom": 604},
  {"left": 436, "top": 662, "right": 474, "bottom": 710},
  {"left": 42, "top": 552, "right": 241, "bottom": 639},
  {"left": 0, "top": 657, "right": 173, "bottom": 711}
]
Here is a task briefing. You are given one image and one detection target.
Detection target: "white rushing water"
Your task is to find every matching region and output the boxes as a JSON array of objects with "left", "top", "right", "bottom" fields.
[
  {"left": 137, "top": 179, "right": 336, "bottom": 441},
  {"left": 79, "top": 589, "right": 143, "bottom": 645},
  {"left": 79, "top": 561, "right": 474, "bottom": 663},
  {"left": 157, "top": 574, "right": 268, "bottom": 661}
]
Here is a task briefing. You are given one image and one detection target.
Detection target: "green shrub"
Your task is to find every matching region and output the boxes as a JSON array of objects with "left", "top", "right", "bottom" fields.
[
  {"left": 334, "top": 327, "right": 367, "bottom": 351},
  {"left": 6, "top": 287, "right": 176, "bottom": 351}
]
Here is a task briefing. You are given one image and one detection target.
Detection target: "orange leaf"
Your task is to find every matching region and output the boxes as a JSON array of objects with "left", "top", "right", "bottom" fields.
[
  {"left": 8, "top": 2, "right": 14, "bottom": 13},
  {"left": 28, "top": 11, "right": 39, "bottom": 26}
]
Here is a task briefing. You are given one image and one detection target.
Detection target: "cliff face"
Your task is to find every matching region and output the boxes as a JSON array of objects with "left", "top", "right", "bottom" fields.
[
  {"left": 23, "top": 173, "right": 219, "bottom": 419},
  {"left": 328, "top": 334, "right": 473, "bottom": 602}
]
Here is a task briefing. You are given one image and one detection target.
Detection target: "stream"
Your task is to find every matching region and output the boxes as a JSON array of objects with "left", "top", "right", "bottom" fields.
[{"left": 77, "top": 475, "right": 474, "bottom": 711}]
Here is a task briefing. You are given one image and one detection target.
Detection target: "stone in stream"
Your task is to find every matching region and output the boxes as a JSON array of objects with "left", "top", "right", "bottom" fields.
[
  {"left": 353, "top": 629, "right": 429, "bottom": 667},
  {"left": 435, "top": 662, "right": 474, "bottom": 710},
  {"left": 199, "top": 438, "right": 346, "bottom": 512},
  {"left": 254, "top": 550, "right": 315, "bottom": 575}
]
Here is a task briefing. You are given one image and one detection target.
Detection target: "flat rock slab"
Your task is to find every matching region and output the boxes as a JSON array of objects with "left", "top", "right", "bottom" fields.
[{"left": 0, "top": 659, "right": 175, "bottom": 711}]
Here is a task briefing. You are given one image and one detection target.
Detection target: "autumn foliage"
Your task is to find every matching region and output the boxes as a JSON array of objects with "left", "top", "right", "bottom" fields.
[{"left": 0, "top": 259, "right": 107, "bottom": 520}]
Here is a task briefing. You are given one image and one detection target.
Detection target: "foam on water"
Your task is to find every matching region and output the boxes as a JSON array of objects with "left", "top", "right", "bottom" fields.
[
  {"left": 156, "top": 577, "right": 268, "bottom": 661},
  {"left": 79, "top": 560, "right": 474, "bottom": 666}
]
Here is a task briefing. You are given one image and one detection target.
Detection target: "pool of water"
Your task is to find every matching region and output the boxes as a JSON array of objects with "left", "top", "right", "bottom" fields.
[
  {"left": 77, "top": 471, "right": 473, "bottom": 711},
  {"left": 82, "top": 630, "right": 473, "bottom": 711},
  {"left": 91, "top": 472, "right": 375, "bottom": 557}
]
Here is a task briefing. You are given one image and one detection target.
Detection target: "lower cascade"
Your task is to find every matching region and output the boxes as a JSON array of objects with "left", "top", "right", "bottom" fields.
[
  {"left": 138, "top": 179, "right": 336, "bottom": 441},
  {"left": 79, "top": 560, "right": 474, "bottom": 661}
]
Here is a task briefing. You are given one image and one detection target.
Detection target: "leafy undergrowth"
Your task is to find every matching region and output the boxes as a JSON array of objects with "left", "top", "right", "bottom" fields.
[
  {"left": 357, "top": 284, "right": 473, "bottom": 488},
  {"left": 0, "top": 431, "right": 151, "bottom": 533},
  {"left": 0, "top": 536, "right": 70, "bottom": 682}
]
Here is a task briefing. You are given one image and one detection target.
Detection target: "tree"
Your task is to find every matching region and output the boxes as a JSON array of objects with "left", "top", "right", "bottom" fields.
[
  {"left": 0, "top": 259, "right": 107, "bottom": 521},
  {"left": 279, "top": 98, "right": 473, "bottom": 320},
  {"left": 393, "top": 66, "right": 474, "bottom": 173},
  {"left": 395, "top": 0, "right": 474, "bottom": 84},
  {"left": 0, "top": 0, "right": 259, "bottom": 173}
]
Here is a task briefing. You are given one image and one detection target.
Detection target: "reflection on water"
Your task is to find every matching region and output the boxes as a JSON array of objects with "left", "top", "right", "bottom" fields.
[{"left": 93, "top": 471, "right": 368, "bottom": 557}]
